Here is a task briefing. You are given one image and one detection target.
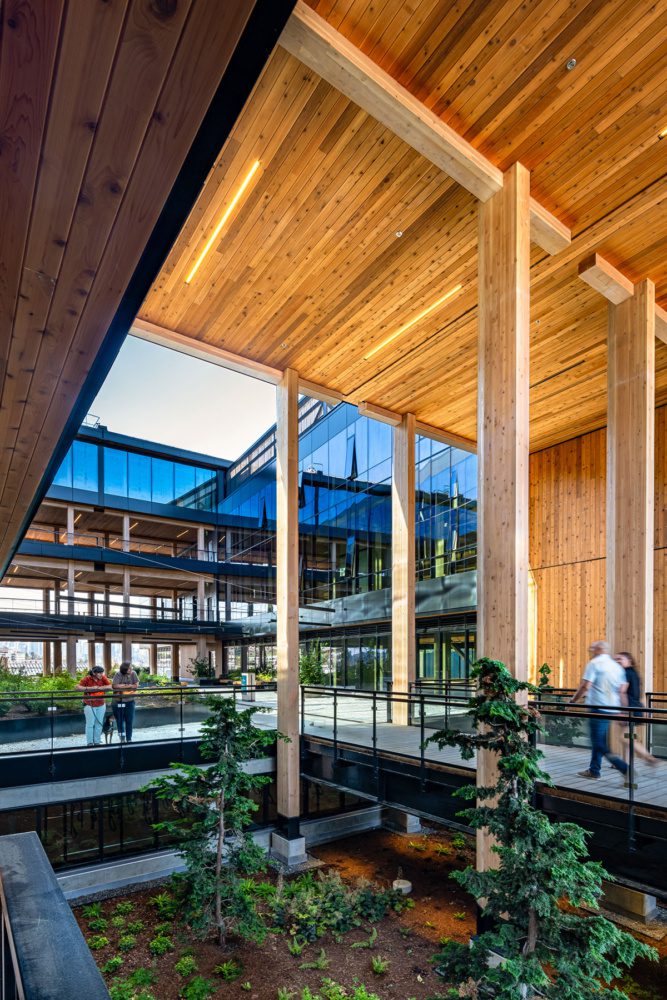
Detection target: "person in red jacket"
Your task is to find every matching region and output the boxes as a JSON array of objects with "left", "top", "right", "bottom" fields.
[{"left": 76, "top": 665, "right": 111, "bottom": 746}]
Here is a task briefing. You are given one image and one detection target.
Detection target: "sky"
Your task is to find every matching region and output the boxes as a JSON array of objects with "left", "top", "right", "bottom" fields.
[{"left": 91, "top": 336, "right": 276, "bottom": 460}]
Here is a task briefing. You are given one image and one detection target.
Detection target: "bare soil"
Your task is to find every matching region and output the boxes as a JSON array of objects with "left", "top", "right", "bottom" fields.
[{"left": 74, "top": 825, "right": 667, "bottom": 1000}]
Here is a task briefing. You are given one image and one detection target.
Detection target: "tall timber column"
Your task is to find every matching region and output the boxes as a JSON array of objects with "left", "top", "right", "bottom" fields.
[
  {"left": 66, "top": 561, "right": 77, "bottom": 676},
  {"left": 392, "top": 412, "right": 416, "bottom": 725},
  {"left": 121, "top": 569, "right": 132, "bottom": 661},
  {"left": 477, "top": 162, "right": 530, "bottom": 871},
  {"left": 272, "top": 368, "right": 307, "bottom": 867},
  {"left": 607, "top": 280, "right": 655, "bottom": 690}
]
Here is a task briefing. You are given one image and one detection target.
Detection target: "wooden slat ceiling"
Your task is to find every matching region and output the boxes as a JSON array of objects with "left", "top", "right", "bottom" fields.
[
  {"left": 140, "top": 0, "right": 667, "bottom": 453},
  {"left": 0, "top": 0, "right": 259, "bottom": 574}
]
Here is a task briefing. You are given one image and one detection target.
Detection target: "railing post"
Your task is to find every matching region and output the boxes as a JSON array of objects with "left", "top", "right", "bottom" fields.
[
  {"left": 627, "top": 712, "right": 637, "bottom": 853},
  {"left": 372, "top": 691, "right": 378, "bottom": 779},
  {"left": 333, "top": 686, "right": 338, "bottom": 764},
  {"left": 300, "top": 684, "right": 305, "bottom": 736},
  {"left": 179, "top": 687, "right": 184, "bottom": 762},
  {"left": 419, "top": 693, "right": 426, "bottom": 791}
]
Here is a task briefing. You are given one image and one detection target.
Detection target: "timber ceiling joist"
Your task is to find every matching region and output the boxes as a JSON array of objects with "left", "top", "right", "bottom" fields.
[
  {"left": 140, "top": 0, "right": 667, "bottom": 455},
  {"left": 0, "top": 0, "right": 293, "bottom": 577}
]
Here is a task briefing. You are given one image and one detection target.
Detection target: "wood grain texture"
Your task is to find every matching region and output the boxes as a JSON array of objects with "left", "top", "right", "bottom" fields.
[
  {"left": 607, "top": 281, "right": 655, "bottom": 689},
  {"left": 530, "top": 406, "right": 667, "bottom": 693},
  {"left": 391, "top": 411, "right": 415, "bottom": 724},
  {"left": 0, "top": 0, "right": 259, "bottom": 572},
  {"left": 579, "top": 253, "right": 635, "bottom": 304},
  {"left": 276, "top": 368, "right": 300, "bottom": 819}
]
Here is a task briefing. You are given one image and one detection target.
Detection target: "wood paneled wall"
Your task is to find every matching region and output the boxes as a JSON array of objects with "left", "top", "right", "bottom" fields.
[{"left": 530, "top": 406, "right": 667, "bottom": 692}]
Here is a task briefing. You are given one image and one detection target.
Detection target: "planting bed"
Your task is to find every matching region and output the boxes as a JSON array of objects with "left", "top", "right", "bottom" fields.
[{"left": 74, "top": 826, "right": 667, "bottom": 999}]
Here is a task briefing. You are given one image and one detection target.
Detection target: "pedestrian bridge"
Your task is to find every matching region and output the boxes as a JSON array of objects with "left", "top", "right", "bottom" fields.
[{"left": 1, "top": 683, "right": 665, "bottom": 896}]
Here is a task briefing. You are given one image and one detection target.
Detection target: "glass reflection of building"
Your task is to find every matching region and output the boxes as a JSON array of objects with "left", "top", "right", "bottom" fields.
[
  {"left": 220, "top": 401, "right": 477, "bottom": 689},
  {"left": 44, "top": 401, "right": 477, "bottom": 688}
]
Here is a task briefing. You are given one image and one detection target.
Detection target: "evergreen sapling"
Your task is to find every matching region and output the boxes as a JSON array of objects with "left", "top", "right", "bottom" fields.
[
  {"left": 427, "top": 657, "right": 656, "bottom": 999},
  {"left": 145, "top": 698, "right": 284, "bottom": 946}
]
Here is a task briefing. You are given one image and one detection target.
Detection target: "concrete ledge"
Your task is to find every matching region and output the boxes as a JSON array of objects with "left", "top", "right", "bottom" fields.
[
  {"left": 301, "top": 806, "right": 382, "bottom": 846},
  {"left": 382, "top": 806, "right": 422, "bottom": 833},
  {"left": 602, "top": 880, "right": 659, "bottom": 924}
]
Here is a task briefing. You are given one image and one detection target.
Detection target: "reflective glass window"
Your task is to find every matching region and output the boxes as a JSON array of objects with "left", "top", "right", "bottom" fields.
[
  {"left": 175, "top": 464, "right": 195, "bottom": 504},
  {"left": 104, "top": 448, "right": 127, "bottom": 496},
  {"left": 53, "top": 449, "right": 73, "bottom": 488},
  {"left": 151, "top": 458, "right": 174, "bottom": 504},
  {"left": 128, "top": 453, "right": 151, "bottom": 501},
  {"left": 72, "top": 441, "right": 97, "bottom": 491}
]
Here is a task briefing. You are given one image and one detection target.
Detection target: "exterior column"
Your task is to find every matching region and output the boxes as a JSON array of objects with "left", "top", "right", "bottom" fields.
[
  {"left": 67, "top": 561, "right": 75, "bottom": 616},
  {"left": 123, "top": 569, "right": 130, "bottom": 618},
  {"left": 122, "top": 515, "right": 130, "bottom": 553},
  {"left": 171, "top": 643, "right": 179, "bottom": 682},
  {"left": 391, "top": 412, "right": 416, "bottom": 724},
  {"left": 477, "top": 162, "right": 530, "bottom": 871},
  {"left": 53, "top": 641, "right": 63, "bottom": 673},
  {"left": 54, "top": 580, "right": 61, "bottom": 614},
  {"left": 122, "top": 635, "right": 132, "bottom": 662},
  {"left": 149, "top": 644, "right": 158, "bottom": 675},
  {"left": 43, "top": 641, "right": 51, "bottom": 677},
  {"left": 274, "top": 368, "right": 302, "bottom": 839},
  {"left": 197, "top": 526, "right": 205, "bottom": 560},
  {"left": 87, "top": 640, "right": 96, "bottom": 669},
  {"left": 66, "top": 506, "right": 75, "bottom": 546},
  {"left": 66, "top": 636, "right": 77, "bottom": 677},
  {"left": 607, "top": 280, "right": 655, "bottom": 689},
  {"left": 197, "top": 577, "right": 206, "bottom": 621},
  {"left": 103, "top": 641, "right": 112, "bottom": 673}
]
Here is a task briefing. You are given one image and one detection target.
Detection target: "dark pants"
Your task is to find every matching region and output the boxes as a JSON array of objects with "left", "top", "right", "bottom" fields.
[
  {"left": 589, "top": 717, "right": 627, "bottom": 777},
  {"left": 112, "top": 701, "right": 136, "bottom": 742}
]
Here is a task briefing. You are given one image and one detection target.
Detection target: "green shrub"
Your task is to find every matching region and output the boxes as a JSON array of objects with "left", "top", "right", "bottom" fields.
[
  {"left": 179, "top": 976, "right": 217, "bottom": 1000},
  {"left": 273, "top": 871, "right": 407, "bottom": 943},
  {"left": 213, "top": 959, "right": 242, "bottom": 981},
  {"left": 82, "top": 903, "right": 102, "bottom": 919},
  {"left": 110, "top": 916, "right": 126, "bottom": 929},
  {"left": 370, "top": 956, "right": 389, "bottom": 975},
  {"left": 114, "top": 901, "right": 135, "bottom": 915},
  {"left": 88, "top": 917, "right": 109, "bottom": 932},
  {"left": 175, "top": 956, "right": 198, "bottom": 978},
  {"left": 299, "top": 947, "right": 329, "bottom": 971},
  {"left": 149, "top": 934, "right": 174, "bottom": 956},
  {"left": 126, "top": 920, "right": 145, "bottom": 934},
  {"left": 350, "top": 927, "right": 377, "bottom": 950},
  {"left": 109, "top": 983, "right": 156, "bottom": 1000},
  {"left": 102, "top": 956, "right": 124, "bottom": 974},
  {"left": 87, "top": 934, "right": 109, "bottom": 950},
  {"left": 117, "top": 935, "right": 137, "bottom": 952},
  {"left": 126, "top": 969, "right": 156, "bottom": 987},
  {"left": 277, "top": 990, "right": 296, "bottom": 1000},
  {"left": 148, "top": 891, "right": 179, "bottom": 920},
  {"left": 154, "top": 921, "right": 173, "bottom": 935}
]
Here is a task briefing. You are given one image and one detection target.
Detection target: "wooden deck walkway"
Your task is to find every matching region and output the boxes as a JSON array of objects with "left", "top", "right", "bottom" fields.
[{"left": 245, "top": 693, "right": 667, "bottom": 812}]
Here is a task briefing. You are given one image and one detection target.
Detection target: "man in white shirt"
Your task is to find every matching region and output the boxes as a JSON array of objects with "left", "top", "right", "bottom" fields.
[{"left": 570, "top": 640, "right": 629, "bottom": 780}]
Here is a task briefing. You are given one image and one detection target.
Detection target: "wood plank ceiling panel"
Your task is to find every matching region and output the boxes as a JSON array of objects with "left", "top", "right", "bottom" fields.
[
  {"left": 0, "top": 0, "right": 259, "bottom": 573},
  {"left": 140, "top": 4, "right": 667, "bottom": 452}
]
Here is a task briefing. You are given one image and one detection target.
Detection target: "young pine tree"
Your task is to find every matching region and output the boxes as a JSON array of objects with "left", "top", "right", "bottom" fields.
[
  {"left": 146, "top": 698, "right": 283, "bottom": 947},
  {"left": 427, "top": 658, "right": 656, "bottom": 999}
]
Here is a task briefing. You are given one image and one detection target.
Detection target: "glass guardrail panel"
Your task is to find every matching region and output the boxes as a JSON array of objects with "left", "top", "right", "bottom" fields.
[{"left": 121, "top": 687, "right": 183, "bottom": 744}]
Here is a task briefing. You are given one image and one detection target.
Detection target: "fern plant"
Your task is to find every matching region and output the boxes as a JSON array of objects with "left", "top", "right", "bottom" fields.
[{"left": 427, "top": 657, "right": 657, "bottom": 999}]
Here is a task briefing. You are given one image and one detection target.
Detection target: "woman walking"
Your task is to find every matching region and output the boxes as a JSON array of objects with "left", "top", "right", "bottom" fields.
[{"left": 615, "top": 652, "right": 658, "bottom": 767}]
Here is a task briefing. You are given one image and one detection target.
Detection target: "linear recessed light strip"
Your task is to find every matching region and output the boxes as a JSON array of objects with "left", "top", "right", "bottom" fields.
[
  {"left": 364, "top": 284, "right": 463, "bottom": 360},
  {"left": 185, "top": 160, "right": 261, "bottom": 284}
]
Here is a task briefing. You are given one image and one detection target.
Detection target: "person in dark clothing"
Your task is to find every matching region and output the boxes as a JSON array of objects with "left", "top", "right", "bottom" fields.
[
  {"left": 111, "top": 661, "right": 139, "bottom": 742},
  {"left": 615, "top": 652, "right": 658, "bottom": 767}
]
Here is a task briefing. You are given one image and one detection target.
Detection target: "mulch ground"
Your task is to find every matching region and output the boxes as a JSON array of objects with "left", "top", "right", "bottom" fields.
[{"left": 73, "top": 825, "right": 667, "bottom": 999}]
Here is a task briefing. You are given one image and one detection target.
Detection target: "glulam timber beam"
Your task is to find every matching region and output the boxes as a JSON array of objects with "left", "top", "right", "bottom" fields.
[
  {"left": 131, "top": 319, "right": 344, "bottom": 406},
  {"left": 477, "top": 163, "right": 531, "bottom": 870},
  {"left": 391, "top": 412, "right": 416, "bottom": 723},
  {"left": 280, "top": 1, "right": 570, "bottom": 254},
  {"left": 357, "top": 401, "right": 401, "bottom": 426},
  {"left": 578, "top": 254, "right": 634, "bottom": 304},
  {"left": 275, "top": 368, "right": 301, "bottom": 832},
  {"left": 358, "top": 403, "right": 476, "bottom": 453},
  {"left": 607, "top": 281, "right": 655, "bottom": 690},
  {"left": 578, "top": 255, "right": 666, "bottom": 343}
]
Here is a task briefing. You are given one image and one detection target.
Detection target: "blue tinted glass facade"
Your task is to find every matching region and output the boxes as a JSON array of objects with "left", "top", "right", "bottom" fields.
[
  {"left": 219, "top": 402, "right": 477, "bottom": 603},
  {"left": 50, "top": 441, "right": 218, "bottom": 511}
]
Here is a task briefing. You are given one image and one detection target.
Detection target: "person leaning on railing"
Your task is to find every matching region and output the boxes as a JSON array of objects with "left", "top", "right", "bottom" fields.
[
  {"left": 75, "top": 665, "right": 111, "bottom": 747},
  {"left": 111, "top": 662, "right": 139, "bottom": 743}
]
